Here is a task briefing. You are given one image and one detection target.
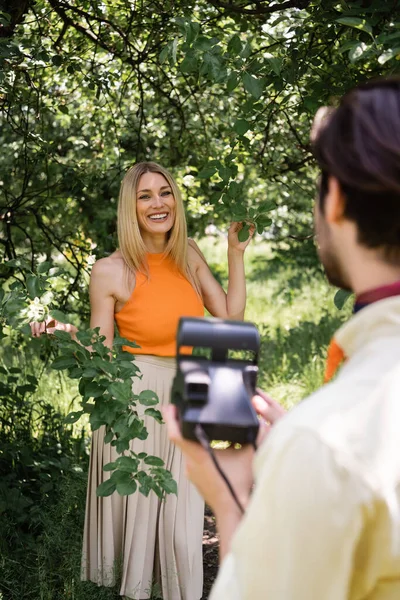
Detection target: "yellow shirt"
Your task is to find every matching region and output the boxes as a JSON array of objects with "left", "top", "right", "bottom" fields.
[{"left": 211, "top": 296, "right": 400, "bottom": 599}]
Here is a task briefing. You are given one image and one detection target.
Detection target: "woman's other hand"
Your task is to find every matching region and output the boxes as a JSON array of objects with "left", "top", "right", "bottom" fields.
[
  {"left": 30, "top": 318, "right": 77, "bottom": 338},
  {"left": 228, "top": 221, "right": 255, "bottom": 253}
]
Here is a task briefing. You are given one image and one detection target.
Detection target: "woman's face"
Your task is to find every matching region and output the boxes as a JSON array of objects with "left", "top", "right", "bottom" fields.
[{"left": 136, "top": 171, "right": 176, "bottom": 236}]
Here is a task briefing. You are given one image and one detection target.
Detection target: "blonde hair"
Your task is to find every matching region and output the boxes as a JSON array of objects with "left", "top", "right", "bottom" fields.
[{"left": 117, "top": 161, "right": 201, "bottom": 295}]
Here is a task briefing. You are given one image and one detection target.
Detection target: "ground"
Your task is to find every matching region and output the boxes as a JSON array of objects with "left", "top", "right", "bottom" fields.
[{"left": 202, "top": 506, "right": 219, "bottom": 599}]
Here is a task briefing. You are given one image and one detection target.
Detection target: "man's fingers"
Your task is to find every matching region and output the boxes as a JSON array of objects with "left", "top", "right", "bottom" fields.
[
  {"left": 252, "top": 389, "right": 286, "bottom": 424},
  {"left": 162, "top": 405, "right": 183, "bottom": 445}
]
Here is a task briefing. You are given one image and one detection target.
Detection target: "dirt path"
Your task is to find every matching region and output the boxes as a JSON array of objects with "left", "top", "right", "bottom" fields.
[{"left": 202, "top": 506, "right": 219, "bottom": 599}]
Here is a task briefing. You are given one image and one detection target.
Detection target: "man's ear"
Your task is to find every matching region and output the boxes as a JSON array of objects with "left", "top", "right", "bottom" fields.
[{"left": 324, "top": 176, "right": 346, "bottom": 225}]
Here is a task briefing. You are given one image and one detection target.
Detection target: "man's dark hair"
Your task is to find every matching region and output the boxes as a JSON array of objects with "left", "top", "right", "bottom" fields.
[{"left": 313, "top": 77, "right": 400, "bottom": 261}]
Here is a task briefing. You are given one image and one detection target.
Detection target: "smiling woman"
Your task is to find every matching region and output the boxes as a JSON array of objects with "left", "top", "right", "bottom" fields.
[{"left": 31, "top": 161, "right": 254, "bottom": 600}]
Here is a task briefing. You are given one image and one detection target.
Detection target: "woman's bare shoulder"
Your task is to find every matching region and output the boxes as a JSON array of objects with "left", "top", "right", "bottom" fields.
[
  {"left": 188, "top": 238, "right": 208, "bottom": 267},
  {"left": 91, "top": 252, "right": 125, "bottom": 276},
  {"left": 90, "top": 253, "right": 126, "bottom": 290}
]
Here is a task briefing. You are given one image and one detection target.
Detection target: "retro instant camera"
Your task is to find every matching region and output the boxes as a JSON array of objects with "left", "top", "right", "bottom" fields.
[{"left": 171, "top": 317, "right": 260, "bottom": 444}]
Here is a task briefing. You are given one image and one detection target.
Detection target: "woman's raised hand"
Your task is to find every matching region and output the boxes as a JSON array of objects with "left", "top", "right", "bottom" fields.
[
  {"left": 30, "top": 318, "right": 77, "bottom": 338},
  {"left": 228, "top": 221, "right": 256, "bottom": 252}
]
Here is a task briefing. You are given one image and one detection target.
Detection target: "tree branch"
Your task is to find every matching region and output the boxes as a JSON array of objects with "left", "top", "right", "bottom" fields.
[{"left": 208, "top": 0, "right": 312, "bottom": 18}]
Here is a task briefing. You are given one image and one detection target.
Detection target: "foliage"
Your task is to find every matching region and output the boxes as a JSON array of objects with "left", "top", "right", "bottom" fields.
[
  {"left": 51, "top": 327, "right": 177, "bottom": 499},
  {"left": 0, "top": 361, "right": 87, "bottom": 598},
  {"left": 0, "top": 267, "right": 177, "bottom": 500},
  {"left": 1, "top": 1, "right": 400, "bottom": 289}
]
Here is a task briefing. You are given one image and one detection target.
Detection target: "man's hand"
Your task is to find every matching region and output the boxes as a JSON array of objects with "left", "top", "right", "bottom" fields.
[
  {"left": 252, "top": 388, "right": 286, "bottom": 444},
  {"left": 164, "top": 390, "right": 286, "bottom": 514}
]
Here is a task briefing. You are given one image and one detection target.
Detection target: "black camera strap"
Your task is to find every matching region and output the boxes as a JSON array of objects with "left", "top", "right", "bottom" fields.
[{"left": 194, "top": 424, "right": 246, "bottom": 515}]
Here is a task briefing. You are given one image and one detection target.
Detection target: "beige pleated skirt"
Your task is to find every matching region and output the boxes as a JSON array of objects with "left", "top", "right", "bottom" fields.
[{"left": 81, "top": 355, "right": 204, "bottom": 600}]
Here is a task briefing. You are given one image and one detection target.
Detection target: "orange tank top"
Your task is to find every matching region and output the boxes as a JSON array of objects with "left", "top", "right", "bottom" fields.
[{"left": 114, "top": 253, "right": 204, "bottom": 356}]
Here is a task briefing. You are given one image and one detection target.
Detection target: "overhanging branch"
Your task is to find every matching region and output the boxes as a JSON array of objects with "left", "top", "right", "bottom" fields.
[{"left": 209, "top": 0, "right": 312, "bottom": 18}]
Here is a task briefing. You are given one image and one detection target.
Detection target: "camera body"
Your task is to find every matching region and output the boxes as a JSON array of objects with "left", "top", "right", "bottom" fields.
[{"left": 171, "top": 317, "right": 260, "bottom": 444}]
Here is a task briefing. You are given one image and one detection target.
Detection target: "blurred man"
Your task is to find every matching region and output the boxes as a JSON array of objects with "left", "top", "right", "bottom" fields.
[{"left": 165, "top": 78, "right": 400, "bottom": 599}]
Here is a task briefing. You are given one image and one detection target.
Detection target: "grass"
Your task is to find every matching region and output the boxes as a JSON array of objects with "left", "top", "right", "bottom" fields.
[{"left": 1, "top": 236, "right": 352, "bottom": 600}]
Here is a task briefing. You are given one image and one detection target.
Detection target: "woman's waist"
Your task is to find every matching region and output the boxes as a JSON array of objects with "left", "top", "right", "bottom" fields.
[{"left": 131, "top": 354, "right": 176, "bottom": 370}]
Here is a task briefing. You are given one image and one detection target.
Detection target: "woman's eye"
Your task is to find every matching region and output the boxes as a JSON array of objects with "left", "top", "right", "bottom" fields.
[
  {"left": 161, "top": 191, "right": 171, "bottom": 196},
  {"left": 138, "top": 195, "right": 150, "bottom": 200}
]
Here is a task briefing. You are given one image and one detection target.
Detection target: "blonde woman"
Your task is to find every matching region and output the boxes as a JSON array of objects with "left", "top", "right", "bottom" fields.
[{"left": 31, "top": 162, "right": 254, "bottom": 600}]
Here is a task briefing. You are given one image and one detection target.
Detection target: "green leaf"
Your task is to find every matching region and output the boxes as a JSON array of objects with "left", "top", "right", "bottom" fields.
[
  {"left": 90, "top": 411, "right": 105, "bottom": 431},
  {"left": 51, "top": 54, "right": 63, "bottom": 67},
  {"left": 115, "top": 455, "right": 139, "bottom": 472},
  {"left": 198, "top": 166, "right": 217, "bottom": 179},
  {"left": 232, "top": 207, "right": 248, "bottom": 220},
  {"left": 108, "top": 381, "right": 133, "bottom": 404},
  {"left": 238, "top": 223, "right": 250, "bottom": 242},
  {"left": 257, "top": 201, "right": 275, "bottom": 213},
  {"left": 144, "top": 455, "right": 164, "bottom": 467},
  {"left": 228, "top": 34, "right": 242, "bottom": 55},
  {"left": 334, "top": 289, "right": 352, "bottom": 310},
  {"left": 227, "top": 181, "right": 242, "bottom": 199},
  {"left": 83, "top": 381, "right": 106, "bottom": 399},
  {"left": 233, "top": 119, "right": 251, "bottom": 136},
  {"left": 104, "top": 431, "right": 114, "bottom": 444},
  {"left": 144, "top": 408, "right": 163, "bottom": 423},
  {"left": 26, "top": 275, "right": 41, "bottom": 300},
  {"left": 64, "top": 410, "right": 84, "bottom": 424},
  {"left": 137, "top": 471, "right": 152, "bottom": 496},
  {"left": 138, "top": 389, "right": 159, "bottom": 406},
  {"left": 265, "top": 53, "right": 282, "bottom": 76},
  {"left": 242, "top": 72, "right": 264, "bottom": 99},
  {"left": 194, "top": 36, "right": 219, "bottom": 51},
  {"left": 336, "top": 17, "right": 372, "bottom": 36},
  {"left": 180, "top": 52, "right": 198, "bottom": 73},
  {"left": 37, "top": 261, "right": 51, "bottom": 274},
  {"left": 159, "top": 45, "right": 169, "bottom": 63},
  {"left": 96, "top": 479, "right": 116, "bottom": 497},
  {"left": 218, "top": 166, "right": 232, "bottom": 182},
  {"left": 160, "top": 477, "right": 178, "bottom": 495},
  {"left": 81, "top": 367, "right": 98, "bottom": 378},
  {"left": 257, "top": 216, "right": 272, "bottom": 228},
  {"left": 53, "top": 330, "right": 73, "bottom": 342},
  {"left": 227, "top": 72, "right": 239, "bottom": 92},
  {"left": 240, "top": 41, "right": 252, "bottom": 59},
  {"left": 185, "top": 21, "right": 200, "bottom": 45},
  {"left": 103, "top": 461, "right": 117, "bottom": 471},
  {"left": 76, "top": 330, "right": 93, "bottom": 346},
  {"left": 5, "top": 259, "right": 23, "bottom": 268},
  {"left": 49, "top": 309, "right": 69, "bottom": 324},
  {"left": 59, "top": 105, "right": 69, "bottom": 115},
  {"left": 51, "top": 356, "right": 77, "bottom": 370},
  {"left": 116, "top": 477, "right": 137, "bottom": 496}
]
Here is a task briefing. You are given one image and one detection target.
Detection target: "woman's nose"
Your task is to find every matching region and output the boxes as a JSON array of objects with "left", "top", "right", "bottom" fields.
[{"left": 152, "top": 195, "right": 163, "bottom": 207}]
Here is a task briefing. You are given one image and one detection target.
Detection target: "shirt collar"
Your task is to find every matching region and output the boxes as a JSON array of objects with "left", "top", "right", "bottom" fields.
[
  {"left": 354, "top": 280, "right": 400, "bottom": 313},
  {"left": 336, "top": 295, "right": 400, "bottom": 359}
]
